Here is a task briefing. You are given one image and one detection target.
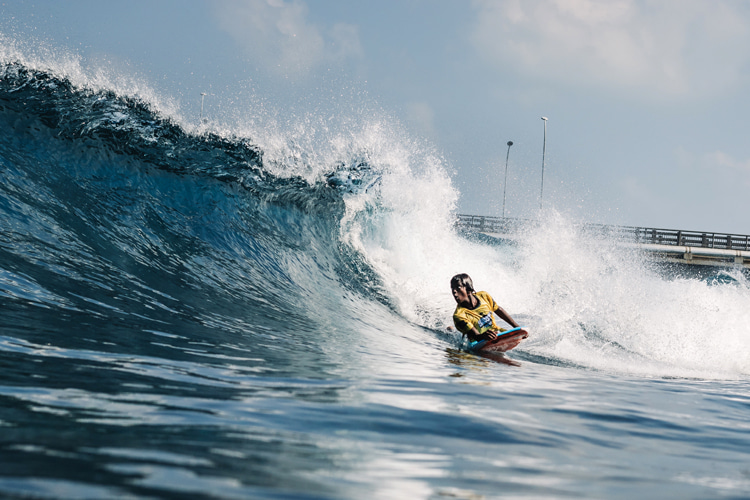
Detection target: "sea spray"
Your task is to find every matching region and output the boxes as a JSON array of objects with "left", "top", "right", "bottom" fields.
[{"left": 501, "top": 214, "right": 750, "bottom": 378}]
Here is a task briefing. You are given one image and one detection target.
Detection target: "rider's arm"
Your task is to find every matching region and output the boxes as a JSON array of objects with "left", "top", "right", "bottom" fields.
[
  {"left": 494, "top": 305, "right": 520, "bottom": 329},
  {"left": 466, "top": 326, "right": 497, "bottom": 342}
]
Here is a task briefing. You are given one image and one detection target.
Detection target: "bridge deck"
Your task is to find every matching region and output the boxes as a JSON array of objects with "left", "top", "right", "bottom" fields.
[{"left": 456, "top": 215, "right": 750, "bottom": 268}]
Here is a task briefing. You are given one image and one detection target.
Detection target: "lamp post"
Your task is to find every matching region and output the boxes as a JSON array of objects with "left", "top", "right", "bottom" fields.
[
  {"left": 502, "top": 141, "right": 513, "bottom": 218},
  {"left": 540, "top": 116, "right": 548, "bottom": 211},
  {"left": 200, "top": 92, "right": 207, "bottom": 123}
]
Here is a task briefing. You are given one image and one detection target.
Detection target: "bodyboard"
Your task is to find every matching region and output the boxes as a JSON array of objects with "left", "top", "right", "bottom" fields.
[{"left": 468, "top": 326, "right": 528, "bottom": 353}]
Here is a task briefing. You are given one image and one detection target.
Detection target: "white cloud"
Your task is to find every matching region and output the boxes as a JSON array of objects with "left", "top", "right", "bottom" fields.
[
  {"left": 706, "top": 151, "right": 750, "bottom": 173},
  {"left": 213, "top": 0, "right": 362, "bottom": 77},
  {"left": 470, "top": 0, "right": 750, "bottom": 99}
]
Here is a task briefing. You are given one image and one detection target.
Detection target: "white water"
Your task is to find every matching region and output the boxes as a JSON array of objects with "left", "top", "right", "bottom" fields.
[
  {"left": 6, "top": 34, "right": 748, "bottom": 382},
  {"left": 344, "top": 152, "right": 750, "bottom": 379}
]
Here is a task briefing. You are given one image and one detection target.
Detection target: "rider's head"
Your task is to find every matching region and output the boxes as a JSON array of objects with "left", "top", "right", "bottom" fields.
[{"left": 450, "top": 273, "right": 475, "bottom": 293}]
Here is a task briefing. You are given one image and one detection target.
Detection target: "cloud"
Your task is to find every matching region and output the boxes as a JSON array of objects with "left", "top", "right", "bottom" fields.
[
  {"left": 706, "top": 151, "right": 750, "bottom": 173},
  {"left": 470, "top": 0, "right": 750, "bottom": 99},
  {"left": 213, "top": 0, "right": 362, "bottom": 77}
]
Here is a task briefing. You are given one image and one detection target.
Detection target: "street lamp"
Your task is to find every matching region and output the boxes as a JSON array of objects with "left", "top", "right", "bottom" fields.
[
  {"left": 502, "top": 141, "right": 513, "bottom": 218},
  {"left": 540, "top": 116, "right": 548, "bottom": 211},
  {"left": 200, "top": 92, "right": 207, "bottom": 123}
]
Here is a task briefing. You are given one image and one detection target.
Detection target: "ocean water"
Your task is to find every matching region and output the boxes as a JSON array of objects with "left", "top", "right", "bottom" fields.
[{"left": 1, "top": 52, "right": 750, "bottom": 500}]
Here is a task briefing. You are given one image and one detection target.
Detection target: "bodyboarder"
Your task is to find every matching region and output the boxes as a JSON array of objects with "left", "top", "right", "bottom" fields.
[{"left": 450, "top": 273, "right": 521, "bottom": 343}]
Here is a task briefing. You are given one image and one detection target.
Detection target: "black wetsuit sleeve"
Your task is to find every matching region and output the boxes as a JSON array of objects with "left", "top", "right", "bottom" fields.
[{"left": 453, "top": 317, "right": 471, "bottom": 335}]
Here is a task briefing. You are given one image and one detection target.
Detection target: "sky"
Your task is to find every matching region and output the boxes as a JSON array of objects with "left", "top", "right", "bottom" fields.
[{"left": 2, "top": 0, "right": 749, "bottom": 234}]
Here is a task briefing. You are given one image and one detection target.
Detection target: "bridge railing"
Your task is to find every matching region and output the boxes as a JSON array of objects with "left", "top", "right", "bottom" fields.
[
  {"left": 455, "top": 214, "right": 525, "bottom": 234},
  {"left": 455, "top": 215, "right": 750, "bottom": 251}
]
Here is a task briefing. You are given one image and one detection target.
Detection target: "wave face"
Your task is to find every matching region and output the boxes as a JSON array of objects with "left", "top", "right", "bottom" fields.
[
  {"left": 2, "top": 58, "right": 750, "bottom": 499},
  {"left": 0, "top": 60, "right": 396, "bottom": 372}
]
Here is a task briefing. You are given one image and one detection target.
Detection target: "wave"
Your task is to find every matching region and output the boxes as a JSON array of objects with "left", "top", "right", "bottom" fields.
[
  {"left": 0, "top": 60, "right": 384, "bottom": 352},
  {"left": 1, "top": 57, "right": 749, "bottom": 382}
]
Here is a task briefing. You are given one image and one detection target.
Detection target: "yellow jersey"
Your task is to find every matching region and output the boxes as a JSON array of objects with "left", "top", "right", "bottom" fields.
[{"left": 452, "top": 291, "right": 503, "bottom": 336}]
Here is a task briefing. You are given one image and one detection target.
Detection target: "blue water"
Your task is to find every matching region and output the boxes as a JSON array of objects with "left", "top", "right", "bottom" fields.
[{"left": 2, "top": 55, "right": 750, "bottom": 500}]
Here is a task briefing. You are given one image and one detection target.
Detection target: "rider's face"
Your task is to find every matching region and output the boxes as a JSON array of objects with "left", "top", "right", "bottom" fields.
[{"left": 451, "top": 284, "right": 470, "bottom": 304}]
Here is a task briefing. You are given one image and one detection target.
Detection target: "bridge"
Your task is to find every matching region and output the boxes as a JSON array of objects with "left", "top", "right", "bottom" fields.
[{"left": 455, "top": 214, "right": 750, "bottom": 269}]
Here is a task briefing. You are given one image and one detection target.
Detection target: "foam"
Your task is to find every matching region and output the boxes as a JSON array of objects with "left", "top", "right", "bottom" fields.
[
  {"left": 342, "top": 152, "right": 750, "bottom": 379},
  {"left": 5, "top": 33, "right": 747, "bottom": 380}
]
